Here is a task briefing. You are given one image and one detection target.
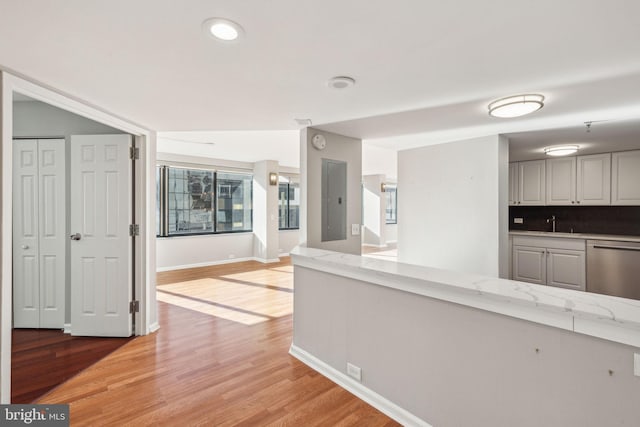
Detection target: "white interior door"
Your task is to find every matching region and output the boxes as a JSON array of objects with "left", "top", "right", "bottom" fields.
[
  {"left": 37, "top": 139, "right": 67, "bottom": 328},
  {"left": 70, "top": 134, "right": 133, "bottom": 337},
  {"left": 13, "top": 140, "right": 40, "bottom": 328},
  {"left": 13, "top": 139, "right": 66, "bottom": 329}
]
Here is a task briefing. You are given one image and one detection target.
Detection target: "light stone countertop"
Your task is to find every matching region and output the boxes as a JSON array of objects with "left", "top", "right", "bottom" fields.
[
  {"left": 291, "top": 245, "right": 640, "bottom": 349},
  {"left": 509, "top": 230, "right": 640, "bottom": 243}
]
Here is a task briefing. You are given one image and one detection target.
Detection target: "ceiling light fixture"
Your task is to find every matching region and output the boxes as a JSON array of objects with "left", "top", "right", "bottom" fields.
[
  {"left": 203, "top": 18, "right": 244, "bottom": 41},
  {"left": 327, "top": 76, "right": 356, "bottom": 90},
  {"left": 488, "top": 94, "right": 545, "bottom": 118},
  {"left": 544, "top": 145, "right": 579, "bottom": 157}
]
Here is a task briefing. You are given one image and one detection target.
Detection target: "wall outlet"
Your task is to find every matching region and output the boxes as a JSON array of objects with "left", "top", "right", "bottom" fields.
[
  {"left": 514, "top": 218, "right": 524, "bottom": 224},
  {"left": 351, "top": 224, "right": 361, "bottom": 236},
  {"left": 347, "top": 362, "right": 362, "bottom": 381},
  {"left": 635, "top": 353, "right": 640, "bottom": 377}
]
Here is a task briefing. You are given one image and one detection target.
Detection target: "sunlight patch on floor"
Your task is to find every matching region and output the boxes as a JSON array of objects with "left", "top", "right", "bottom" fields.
[{"left": 157, "top": 275, "right": 293, "bottom": 326}]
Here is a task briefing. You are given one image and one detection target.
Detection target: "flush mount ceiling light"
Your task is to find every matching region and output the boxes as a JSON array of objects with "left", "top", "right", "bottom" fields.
[
  {"left": 203, "top": 17, "right": 244, "bottom": 41},
  {"left": 544, "top": 145, "right": 579, "bottom": 156},
  {"left": 488, "top": 94, "right": 544, "bottom": 118},
  {"left": 327, "top": 76, "right": 356, "bottom": 90}
]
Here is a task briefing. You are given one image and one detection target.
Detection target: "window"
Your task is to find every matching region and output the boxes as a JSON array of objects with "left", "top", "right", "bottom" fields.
[
  {"left": 385, "top": 186, "right": 397, "bottom": 224},
  {"left": 156, "top": 165, "right": 252, "bottom": 236},
  {"left": 279, "top": 180, "right": 300, "bottom": 230},
  {"left": 216, "top": 172, "right": 253, "bottom": 232}
]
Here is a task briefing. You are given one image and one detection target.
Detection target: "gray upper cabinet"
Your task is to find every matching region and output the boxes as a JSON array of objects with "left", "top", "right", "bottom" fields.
[
  {"left": 576, "top": 153, "right": 611, "bottom": 205},
  {"left": 518, "top": 160, "right": 546, "bottom": 205},
  {"left": 508, "top": 162, "right": 519, "bottom": 206},
  {"left": 546, "top": 157, "right": 576, "bottom": 205},
  {"left": 546, "top": 154, "right": 610, "bottom": 206},
  {"left": 513, "top": 152, "right": 616, "bottom": 207},
  {"left": 612, "top": 150, "right": 640, "bottom": 205}
]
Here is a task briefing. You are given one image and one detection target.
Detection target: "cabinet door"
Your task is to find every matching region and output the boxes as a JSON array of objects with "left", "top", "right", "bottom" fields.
[
  {"left": 518, "top": 160, "right": 545, "bottom": 205},
  {"left": 513, "top": 246, "right": 546, "bottom": 285},
  {"left": 577, "top": 153, "right": 611, "bottom": 205},
  {"left": 546, "top": 157, "right": 575, "bottom": 205},
  {"left": 611, "top": 150, "right": 640, "bottom": 205},
  {"left": 509, "top": 162, "right": 519, "bottom": 205},
  {"left": 547, "top": 249, "right": 585, "bottom": 291}
]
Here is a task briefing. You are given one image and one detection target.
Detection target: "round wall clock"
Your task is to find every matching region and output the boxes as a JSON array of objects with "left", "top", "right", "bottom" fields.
[{"left": 312, "top": 134, "right": 326, "bottom": 150}]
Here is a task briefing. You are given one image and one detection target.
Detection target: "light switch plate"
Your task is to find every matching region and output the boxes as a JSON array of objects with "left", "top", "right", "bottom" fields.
[
  {"left": 514, "top": 218, "right": 524, "bottom": 224},
  {"left": 634, "top": 353, "right": 640, "bottom": 377},
  {"left": 351, "top": 224, "right": 360, "bottom": 236}
]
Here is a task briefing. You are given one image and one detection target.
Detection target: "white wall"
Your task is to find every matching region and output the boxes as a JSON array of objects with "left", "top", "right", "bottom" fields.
[
  {"left": 278, "top": 229, "right": 300, "bottom": 255},
  {"left": 363, "top": 143, "right": 397, "bottom": 180},
  {"left": 13, "top": 100, "right": 123, "bottom": 323},
  {"left": 398, "top": 135, "right": 508, "bottom": 277},
  {"left": 253, "top": 160, "right": 280, "bottom": 262},
  {"left": 301, "top": 128, "right": 362, "bottom": 255},
  {"left": 362, "top": 174, "right": 385, "bottom": 246},
  {"left": 385, "top": 223, "right": 397, "bottom": 243},
  {"left": 156, "top": 233, "right": 254, "bottom": 271}
]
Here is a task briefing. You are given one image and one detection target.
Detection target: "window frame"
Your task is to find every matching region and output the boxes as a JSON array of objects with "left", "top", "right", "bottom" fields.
[
  {"left": 156, "top": 164, "right": 254, "bottom": 237},
  {"left": 385, "top": 185, "right": 398, "bottom": 225},
  {"left": 278, "top": 178, "right": 300, "bottom": 231}
]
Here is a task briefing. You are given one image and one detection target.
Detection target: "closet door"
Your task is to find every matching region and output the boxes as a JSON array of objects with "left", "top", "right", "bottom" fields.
[
  {"left": 38, "top": 139, "right": 66, "bottom": 328},
  {"left": 13, "top": 140, "right": 40, "bottom": 328},
  {"left": 13, "top": 139, "right": 66, "bottom": 329}
]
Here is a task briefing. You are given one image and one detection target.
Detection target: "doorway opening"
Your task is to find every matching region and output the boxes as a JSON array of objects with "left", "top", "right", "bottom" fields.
[{"left": 10, "top": 93, "right": 137, "bottom": 402}]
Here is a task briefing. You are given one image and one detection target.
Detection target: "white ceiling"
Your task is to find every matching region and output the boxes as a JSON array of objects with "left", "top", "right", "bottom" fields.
[{"left": 2, "top": 0, "right": 640, "bottom": 153}]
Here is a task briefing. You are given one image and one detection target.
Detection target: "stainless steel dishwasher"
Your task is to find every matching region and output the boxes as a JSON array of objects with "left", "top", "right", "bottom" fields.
[{"left": 586, "top": 240, "right": 640, "bottom": 300}]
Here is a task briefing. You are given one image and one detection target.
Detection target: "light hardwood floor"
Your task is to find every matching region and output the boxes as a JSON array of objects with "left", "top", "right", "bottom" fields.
[{"left": 38, "top": 258, "right": 399, "bottom": 426}]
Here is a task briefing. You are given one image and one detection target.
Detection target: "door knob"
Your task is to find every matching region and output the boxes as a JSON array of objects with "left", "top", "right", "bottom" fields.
[
  {"left": 70, "top": 233, "right": 82, "bottom": 241},
  {"left": 21, "top": 245, "right": 29, "bottom": 249}
]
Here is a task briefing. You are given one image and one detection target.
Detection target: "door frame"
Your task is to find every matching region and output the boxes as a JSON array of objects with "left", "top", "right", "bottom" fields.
[{"left": 0, "top": 70, "right": 158, "bottom": 403}]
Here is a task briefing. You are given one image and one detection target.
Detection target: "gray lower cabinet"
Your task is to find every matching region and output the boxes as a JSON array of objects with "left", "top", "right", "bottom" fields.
[{"left": 512, "top": 236, "right": 586, "bottom": 291}]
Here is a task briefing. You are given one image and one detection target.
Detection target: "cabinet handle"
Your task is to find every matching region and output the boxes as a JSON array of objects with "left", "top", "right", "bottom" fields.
[
  {"left": 576, "top": 200, "right": 580, "bottom": 204},
  {"left": 571, "top": 201, "right": 575, "bottom": 204}
]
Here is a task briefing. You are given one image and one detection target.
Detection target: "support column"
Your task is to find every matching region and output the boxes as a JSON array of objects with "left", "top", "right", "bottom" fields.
[{"left": 253, "top": 160, "right": 280, "bottom": 262}]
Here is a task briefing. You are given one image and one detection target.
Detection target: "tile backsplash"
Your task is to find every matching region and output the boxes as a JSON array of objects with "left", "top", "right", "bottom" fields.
[{"left": 509, "top": 206, "right": 640, "bottom": 236}]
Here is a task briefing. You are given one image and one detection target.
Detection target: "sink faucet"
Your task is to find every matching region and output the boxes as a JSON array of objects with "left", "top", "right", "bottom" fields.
[{"left": 547, "top": 215, "right": 556, "bottom": 232}]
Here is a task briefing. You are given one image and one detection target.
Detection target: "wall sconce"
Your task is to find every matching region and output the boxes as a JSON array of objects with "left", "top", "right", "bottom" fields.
[
  {"left": 381, "top": 182, "right": 387, "bottom": 192},
  {"left": 269, "top": 172, "right": 278, "bottom": 186}
]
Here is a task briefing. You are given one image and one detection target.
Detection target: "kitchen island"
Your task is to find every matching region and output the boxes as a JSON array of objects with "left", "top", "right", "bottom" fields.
[{"left": 290, "top": 245, "right": 640, "bottom": 427}]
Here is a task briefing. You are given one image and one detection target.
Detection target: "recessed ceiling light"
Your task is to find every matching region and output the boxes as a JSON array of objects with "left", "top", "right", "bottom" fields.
[
  {"left": 327, "top": 76, "right": 356, "bottom": 90},
  {"left": 488, "top": 94, "right": 544, "bottom": 118},
  {"left": 544, "top": 145, "right": 579, "bottom": 156},
  {"left": 203, "top": 18, "right": 244, "bottom": 42}
]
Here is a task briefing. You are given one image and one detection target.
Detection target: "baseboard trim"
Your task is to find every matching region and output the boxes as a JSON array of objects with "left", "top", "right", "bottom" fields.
[
  {"left": 156, "top": 257, "right": 256, "bottom": 272},
  {"left": 362, "top": 243, "right": 387, "bottom": 248},
  {"left": 255, "top": 257, "right": 281, "bottom": 264},
  {"left": 63, "top": 323, "right": 71, "bottom": 334},
  {"left": 148, "top": 322, "right": 160, "bottom": 333},
  {"left": 289, "top": 344, "right": 430, "bottom": 427}
]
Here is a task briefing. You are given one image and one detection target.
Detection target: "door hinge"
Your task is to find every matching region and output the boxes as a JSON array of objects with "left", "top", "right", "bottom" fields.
[
  {"left": 129, "top": 224, "right": 140, "bottom": 236},
  {"left": 129, "top": 300, "right": 140, "bottom": 314},
  {"left": 129, "top": 146, "right": 140, "bottom": 160}
]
